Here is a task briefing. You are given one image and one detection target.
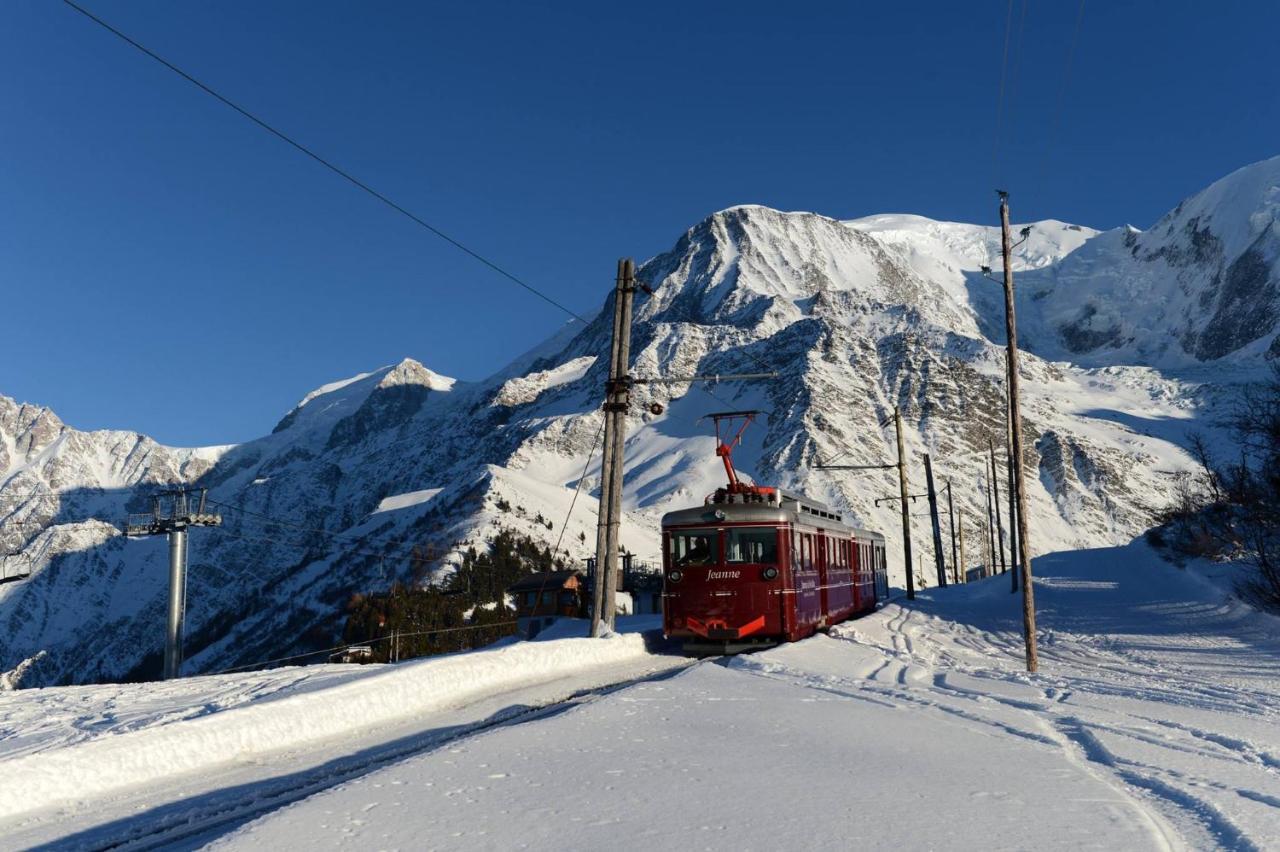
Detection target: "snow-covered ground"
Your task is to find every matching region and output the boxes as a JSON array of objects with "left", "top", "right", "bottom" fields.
[
  {"left": 3, "top": 544, "right": 1278, "bottom": 850},
  {"left": 199, "top": 543, "right": 1280, "bottom": 851},
  {"left": 0, "top": 622, "right": 685, "bottom": 850}
]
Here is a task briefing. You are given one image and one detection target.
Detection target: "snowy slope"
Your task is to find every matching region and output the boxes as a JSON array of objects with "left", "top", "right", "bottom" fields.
[
  {"left": 209, "top": 544, "right": 1280, "bottom": 851},
  {"left": 5, "top": 157, "right": 1279, "bottom": 688},
  {"left": 4, "top": 542, "right": 1276, "bottom": 849}
]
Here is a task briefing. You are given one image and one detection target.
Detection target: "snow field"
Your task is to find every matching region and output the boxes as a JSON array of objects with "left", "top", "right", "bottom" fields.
[
  {"left": 0, "top": 633, "right": 659, "bottom": 823},
  {"left": 210, "top": 542, "right": 1280, "bottom": 851}
]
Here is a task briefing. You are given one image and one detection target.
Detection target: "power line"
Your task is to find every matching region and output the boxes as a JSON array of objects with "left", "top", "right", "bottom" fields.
[
  {"left": 206, "top": 498, "right": 432, "bottom": 553},
  {"left": 1003, "top": 0, "right": 1030, "bottom": 166},
  {"left": 208, "top": 517, "right": 448, "bottom": 568},
  {"left": 550, "top": 417, "right": 606, "bottom": 560},
  {"left": 60, "top": 0, "right": 589, "bottom": 325},
  {"left": 991, "top": 0, "right": 1016, "bottom": 185},
  {"left": 208, "top": 620, "right": 518, "bottom": 675},
  {"left": 1038, "top": 0, "right": 1087, "bottom": 193}
]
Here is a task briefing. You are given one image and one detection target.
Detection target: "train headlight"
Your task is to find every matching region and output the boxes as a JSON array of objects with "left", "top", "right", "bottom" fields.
[
  {"left": 762, "top": 567, "right": 779, "bottom": 581},
  {"left": 668, "top": 569, "right": 683, "bottom": 583}
]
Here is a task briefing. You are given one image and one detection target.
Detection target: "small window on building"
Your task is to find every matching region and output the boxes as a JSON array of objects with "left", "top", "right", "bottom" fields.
[
  {"left": 540, "top": 591, "right": 554, "bottom": 606},
  {"left": 525, "top": 591, "right": 537, "bottom": 607}
]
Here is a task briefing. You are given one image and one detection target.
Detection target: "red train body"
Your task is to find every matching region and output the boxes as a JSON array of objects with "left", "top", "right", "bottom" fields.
[{"left": 661, "top": 487, "right": 889, "bottom": 654}]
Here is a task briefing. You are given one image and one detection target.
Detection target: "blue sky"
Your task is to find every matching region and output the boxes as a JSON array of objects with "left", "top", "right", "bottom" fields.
[{"left": 2, "top": 1, "right": 1277, "bottom": 446}]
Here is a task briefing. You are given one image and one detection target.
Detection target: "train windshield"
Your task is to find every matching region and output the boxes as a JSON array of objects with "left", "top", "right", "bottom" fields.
[
  {"left": 725, "top": 528, "right": 778, "bottom": 564},
  {"left": 670, "top": 529, "right": 719, "bottom": 565}
]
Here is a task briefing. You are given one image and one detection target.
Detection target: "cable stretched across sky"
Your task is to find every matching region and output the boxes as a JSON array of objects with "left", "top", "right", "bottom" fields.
[{"left": 60, "top": 0, "right": 590, "bottom": 326}]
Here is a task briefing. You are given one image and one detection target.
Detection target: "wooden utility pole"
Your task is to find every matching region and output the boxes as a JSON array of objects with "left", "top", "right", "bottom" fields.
[
  {"left": 591, "top": 259, "right": 635, "bottom": 637},
  {"left": 894, "top": 406, "right": 915, "bottom": 600},
  {"left": 989, "top": 438, "right": 1008, "bottom": 575},
  {"left": 984, "top": 474, "right": 997, "bottom": 576},
  {"left": 1005, "top": 359, "right": 1021, "bottom": 593},
  {"left": 923, "top": 454, "right": 947, "bottom": 588},
  {"left": 946, "top": 480, "right": 959, "bottom": 584},
  {"left": 980, "top": 514, "right": 991, "bottom": 576},
  {"left": 998, "top": 191, "right": 1039, "bottom": 673},
  {"left": 957, "top": 512, "right": 967, "bottom": 584},
  {"left": 588, "top": 260, "right": 776, "bottom": 638}
]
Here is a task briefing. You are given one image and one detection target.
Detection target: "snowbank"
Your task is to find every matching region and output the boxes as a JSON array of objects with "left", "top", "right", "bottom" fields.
[{"left": 0, "top": 633, "right": 654, "bottom": 821}]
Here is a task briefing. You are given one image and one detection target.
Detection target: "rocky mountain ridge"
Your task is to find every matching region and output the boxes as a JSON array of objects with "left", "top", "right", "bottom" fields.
[{"left": 3, "top": 157, "right": 1277, "bottom": 687}]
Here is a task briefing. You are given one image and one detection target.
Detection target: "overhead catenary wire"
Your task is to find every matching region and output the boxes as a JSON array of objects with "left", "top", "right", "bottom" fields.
[
  {"left": 1002, "top": 0, "right": 1030, "bottom": 167},
  {"left": 208, "top": 620, "right": 518, "bottom": 675},
  {"left": 41, "top": 4, "right": 783, "bottom": 619},
  {"left": 510, "top": 415, "right": 609, "bottom": 636},
  {"left": 1037, "top": 0, "right": 1087, "bottom": 194},
  {"left": 60, "top": 0, "right": 589, "bottom": 325},
  {"left": 205, "top": 498, "right": 444, "bottom": 556},
  {"left": 550, "top": 417, "right": 607, "bottom": 560},
  {"left": 207, "top": 518, "right": 454, "bottom": 571},
  {"left": 991, "top": 0, "right": 1016, "bottom": 185}
]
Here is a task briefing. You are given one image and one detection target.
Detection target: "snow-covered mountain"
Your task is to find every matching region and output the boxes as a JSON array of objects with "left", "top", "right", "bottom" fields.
[
  {"left": 4, "top": 157, "right": 1278, "bottom": 688},
  {"left": 1024, "top": 156, "right": 1280, "bottom": 366}
]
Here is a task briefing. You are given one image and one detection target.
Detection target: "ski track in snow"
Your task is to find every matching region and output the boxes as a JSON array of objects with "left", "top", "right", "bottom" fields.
[{"left": 737, "top": 555, "right": 1280, "bottom": 850}]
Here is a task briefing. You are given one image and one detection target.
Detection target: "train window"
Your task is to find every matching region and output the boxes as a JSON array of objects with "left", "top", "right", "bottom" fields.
[
  {"left": 725, "top": 528, "right": 778, "bottom": 563},
  {"left": 670, "top": 529, "right": 719, "bottom": 565}
]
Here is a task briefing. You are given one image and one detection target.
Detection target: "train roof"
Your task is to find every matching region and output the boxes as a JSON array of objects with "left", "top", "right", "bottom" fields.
[{"left": 661, "top": 489, "right": 884, "bottom": 541}]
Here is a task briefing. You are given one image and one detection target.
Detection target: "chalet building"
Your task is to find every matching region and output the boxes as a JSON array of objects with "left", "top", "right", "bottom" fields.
[{"left": 508, "top": 570, "right": 587, "bottom": 639}]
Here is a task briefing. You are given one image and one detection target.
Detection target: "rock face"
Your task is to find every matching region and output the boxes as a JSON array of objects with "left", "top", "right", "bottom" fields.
[{"left": 5, "top": 157, "right": 1280, "bottom": 688}]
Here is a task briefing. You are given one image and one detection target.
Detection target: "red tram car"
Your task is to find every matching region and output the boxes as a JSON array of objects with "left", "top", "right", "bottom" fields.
[{"left": 661, "top": 412, "right": 889, "bottom": 654}]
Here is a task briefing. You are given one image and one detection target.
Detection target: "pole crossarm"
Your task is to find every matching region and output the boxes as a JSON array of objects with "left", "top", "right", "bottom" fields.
[
  {"left": 123, "top": 513, "right": 221, "bottom": 537},
  {"left": 816, "top": 463, "right": 896, "bottom": 471},
  {"left": 874, "top": 492, "right": 927, "bottom": 505}
]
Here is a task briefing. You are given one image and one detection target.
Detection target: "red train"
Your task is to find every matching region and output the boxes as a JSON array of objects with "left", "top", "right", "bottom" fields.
[{"left": 661, "top": 412, "right": 889, "bottom": 654}]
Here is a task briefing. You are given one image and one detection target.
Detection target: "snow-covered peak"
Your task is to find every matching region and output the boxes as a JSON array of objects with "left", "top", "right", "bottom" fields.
[
  {"left": 277, "top": 359, "right": 454, "bottom": 436},
  {"left": 847, "top": 214, "right": 1098, "bottom": 273},
  {"left": 294, "top": 370, "right": 379, "bottom": 412},
  {"left": 1141, "top": 154, "right": 1280, "bottom": 263},
  {"left": 376, "top": 358, "right": 455, "bottom": 393},
  {"left": 639, "top": 203, "right": 953, "bottom": 327}
]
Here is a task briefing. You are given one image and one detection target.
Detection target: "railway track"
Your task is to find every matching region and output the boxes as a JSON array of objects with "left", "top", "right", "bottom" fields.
[{"left": 46, "top": 658, "right": 705, "bottom": 852}]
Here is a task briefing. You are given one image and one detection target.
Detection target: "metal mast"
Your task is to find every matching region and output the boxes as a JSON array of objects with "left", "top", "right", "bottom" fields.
[{"left": 124, "top": 487, "right": 221, "bottom": 679}]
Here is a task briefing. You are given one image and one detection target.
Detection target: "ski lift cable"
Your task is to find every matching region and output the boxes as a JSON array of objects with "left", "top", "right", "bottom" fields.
[
  {"left": 208, "top": 620, "right": 519, "bottom": 675},
  {"left": 59, "top": 0, "right": 589, "bottom": 325}
]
